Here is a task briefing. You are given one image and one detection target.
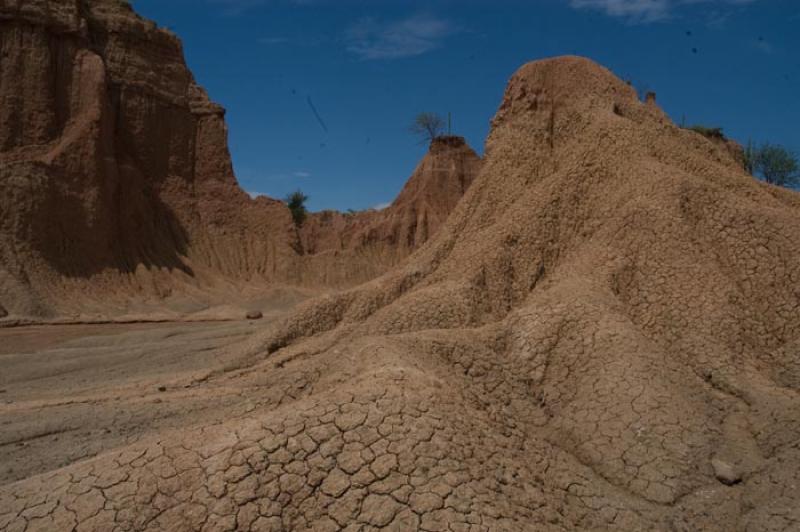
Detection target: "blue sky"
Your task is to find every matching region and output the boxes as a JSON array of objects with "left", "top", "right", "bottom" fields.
[{"left": 132, "top": 0, "right": 799, "bottom": 211}]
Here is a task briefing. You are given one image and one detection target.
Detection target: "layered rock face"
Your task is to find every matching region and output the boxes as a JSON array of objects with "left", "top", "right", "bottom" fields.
[
  {"left": 0, "top": 0, "right": 298, "bottom": 317},
  {"left": 4, "top": 56, "right": 797, "bottom": 531},
  {"left": 0, "top": 0, "right": 476, "bottom": 318},
  {"left": 298, "top": 136, "right": 481, "bottom": 286}
]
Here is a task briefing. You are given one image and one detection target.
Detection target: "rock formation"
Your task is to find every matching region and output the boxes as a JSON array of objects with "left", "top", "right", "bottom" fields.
[
  {"left": 2, "top": 1, "right": 800, "bottom": 531},
  {"left": 247, "top": 56, "right": 800, "bottom": 530},
  {"left": 0, "top": 0, "right": 476, "bottom": 320},
  {"left": 0, "top": 0, "right": 295, "bottom": 317},
  {"left": 4, "top": 55, "right": 798, "bottom": 531},
  {"left": 298, "top": 136, "right": 481, "bottom": 286}
]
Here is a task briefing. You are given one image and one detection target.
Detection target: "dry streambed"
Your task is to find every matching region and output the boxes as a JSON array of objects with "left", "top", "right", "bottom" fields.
[{"left": 0, "top": 320, "right": 272, "bottom": 486}]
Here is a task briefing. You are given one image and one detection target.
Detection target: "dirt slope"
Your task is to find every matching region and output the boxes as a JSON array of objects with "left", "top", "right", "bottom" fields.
[
  {"left": 0, "top": 0, "right": 476, "bottom": 321},
  {"left": 2, "top": 55, "right": 799, "bottom": 531}
]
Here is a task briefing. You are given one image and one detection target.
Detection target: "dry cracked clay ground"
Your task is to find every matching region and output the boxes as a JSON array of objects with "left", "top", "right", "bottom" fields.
[
  {"left": 0, "top": 321, "right": 280, "bottom": 488},
  {"left": 3, "top": 299, "right": 799, "bottom": 531}
]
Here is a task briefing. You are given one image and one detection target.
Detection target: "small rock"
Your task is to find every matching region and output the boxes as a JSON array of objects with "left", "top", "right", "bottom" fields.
[
  {"left": 158, "top": 386, "right": 167, "bottom": 392},
  {"left": 0, "top": 304, "right": 6, "bottom": 318},
  {"left": 246, "top": 310, "right": 263, "bottom": 320},
  {"left": 712, "top": 458, "right": 741, "bottom": 486}
]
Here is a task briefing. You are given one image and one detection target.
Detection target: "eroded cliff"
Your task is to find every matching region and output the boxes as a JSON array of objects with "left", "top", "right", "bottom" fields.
[{"left": 0, "top": 0, "right": 476, "bottom": 319}]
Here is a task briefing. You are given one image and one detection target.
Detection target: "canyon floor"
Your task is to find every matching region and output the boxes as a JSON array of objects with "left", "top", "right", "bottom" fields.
[{"left": 0, "top": 317, "right": 302, "bottom": 489}]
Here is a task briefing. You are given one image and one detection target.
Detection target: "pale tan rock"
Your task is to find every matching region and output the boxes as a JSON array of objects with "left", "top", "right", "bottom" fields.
[{"left": 712, "top": 458, "right": 742, "bottom": 486}]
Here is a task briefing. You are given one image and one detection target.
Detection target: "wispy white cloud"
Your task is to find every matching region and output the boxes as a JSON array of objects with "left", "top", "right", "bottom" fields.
[
  {"left": 753, "top": 38, "right": 773, "bottom": 54},
  {"left": 372, "top": 201, "right": 391, "bottom": 211},
  {"left": 705, "top": 9, "right": 731, "bottom": 28},
  {"left": 346, "top": 14, "right": 458, "bottom": 60},
  {"left": 257, "top": 34, "right": 329, "bottom": 48},
  {"left": 569, "top": 0, "right": 759, "bottom": 23},
  {"left": 258, "top": 36, "right": 289, "bottom": 45},
  {"left": 249, "top": 170, "right": 312, "bottom": 181},
  {"left": 570, "top": 0, "right": 672, "bottom": 22}
]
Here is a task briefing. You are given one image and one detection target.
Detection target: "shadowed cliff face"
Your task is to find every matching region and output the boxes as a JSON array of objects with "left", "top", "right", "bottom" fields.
[
  {"left": 0, "top": 0, "right": 295, "bottom": 316},
  {"left": 0, "top": 0, "right": 478, "bottom": 318}
]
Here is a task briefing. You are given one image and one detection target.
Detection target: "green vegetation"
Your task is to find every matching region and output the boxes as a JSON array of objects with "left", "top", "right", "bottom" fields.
[
  {"left": 285, "top": 190, "right": 309, "bottom": 227},
  {"left": 687, "top": 125, "right": 726, "bottom": 141},
  {"left": 743, "top": 140, "right": 758, "bottom": 175},
  {"left": 409, "top": 112, "right": 445, "bottom": 143},
  {"left": 684, "top": 124, "right": 798, "bottom": 188},
  {"left": 746, "top": 142, "right": 799, "bottom": 187}
]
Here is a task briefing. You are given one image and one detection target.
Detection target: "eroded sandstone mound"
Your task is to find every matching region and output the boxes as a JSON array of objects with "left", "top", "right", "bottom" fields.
[
  {"left": 3, "top": 54, "right": 799, "bottom": 531},
  {"left": 298, "top": 136, "right": 481, "bottom": 286}
]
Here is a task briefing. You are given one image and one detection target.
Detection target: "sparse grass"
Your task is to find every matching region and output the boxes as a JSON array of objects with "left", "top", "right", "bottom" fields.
[{"left": 686, "top": 125, "right": 726, "bottom": 141}]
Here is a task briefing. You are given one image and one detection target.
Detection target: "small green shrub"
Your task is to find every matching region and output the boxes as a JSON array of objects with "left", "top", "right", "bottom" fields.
[
  {"left": 743, "top": 140, "right": 758, "bottom": 175},
  {"left": 285, "top": 190, "right": 309, "bottom": 227},
  {"left": 749, "top": 143, "right": 799, "bottom": 187}
]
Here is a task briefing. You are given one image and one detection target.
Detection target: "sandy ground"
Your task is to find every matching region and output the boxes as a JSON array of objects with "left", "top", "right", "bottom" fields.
[{"left": 0, "top": 320, "right": 275, "bottom": 486}]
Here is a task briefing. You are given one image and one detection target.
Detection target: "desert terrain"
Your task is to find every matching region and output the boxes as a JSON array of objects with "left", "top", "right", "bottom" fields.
[{"left": 1, "top": 1, "right": 800, "bottom": 531}]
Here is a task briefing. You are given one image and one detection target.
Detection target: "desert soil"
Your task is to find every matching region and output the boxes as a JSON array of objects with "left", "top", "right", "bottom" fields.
[{"left": 0, "top": 319, "right": 283, "bottom": 487}]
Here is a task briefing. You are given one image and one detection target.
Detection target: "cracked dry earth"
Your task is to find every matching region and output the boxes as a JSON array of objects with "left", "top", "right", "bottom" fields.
[{"left": 3, "top": 57, "right": 800, "bottom": 531}]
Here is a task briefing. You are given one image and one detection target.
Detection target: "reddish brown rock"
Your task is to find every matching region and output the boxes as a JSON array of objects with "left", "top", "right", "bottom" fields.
[
  {"left": 0, "top": 0, "right": 296, "bottom": 316},
  {"left": 301, "top": 136, "right": 480, "bottom": 258},
  {"left": 297, "top": 136, "right": 481, "bottom": 286},
  {"left": 0, "top": 0, "right": 477, "bottom": 318}
]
